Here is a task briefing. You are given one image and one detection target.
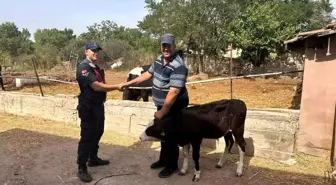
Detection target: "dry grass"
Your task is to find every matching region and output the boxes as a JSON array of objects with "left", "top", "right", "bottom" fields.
[
  {"left": 0, "top": 112, "right": 137, "bottom": 147},
  {"left": 187, "top": 77, "right": 299, "bottom": 108},
  {"left": 5, "top": 70, "right": 300, "bottom": 109}
]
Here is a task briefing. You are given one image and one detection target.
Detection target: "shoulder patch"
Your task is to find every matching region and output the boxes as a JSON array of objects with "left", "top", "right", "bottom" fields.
[{"left": 81, "top": 69, "right": 89, "bottom": 77}]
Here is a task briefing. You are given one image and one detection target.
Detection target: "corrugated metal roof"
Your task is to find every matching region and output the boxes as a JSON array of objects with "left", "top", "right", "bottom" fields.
[{"left": 284, "top": 24, "right": 336, "bottom": 45}]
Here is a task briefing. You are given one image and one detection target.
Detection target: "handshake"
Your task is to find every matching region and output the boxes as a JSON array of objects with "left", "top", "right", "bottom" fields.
[{"left": 117, "top": 82, "right": 130, "bottom": 91}]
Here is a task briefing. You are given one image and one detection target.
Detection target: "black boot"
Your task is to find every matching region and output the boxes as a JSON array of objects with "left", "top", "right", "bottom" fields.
[
  {"left": 87, "top": 157, "right": 110, "bottom": 167},
  {"left": 150, "top": 160, "right": 165, "bottom": 169},
  {"left": 158, "top": 166, "right": 178, "bottom": 178},
  {"left": 78, "top": 164, "right": 92, "bottom": 183}
]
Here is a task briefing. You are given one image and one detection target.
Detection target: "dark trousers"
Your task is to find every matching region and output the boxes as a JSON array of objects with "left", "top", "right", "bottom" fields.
[
  {"left": 157, "top": 99, "right": 189, "bottom": 169},
  {"left": 0, "top": 74, "right": 4, "bottom": 91},
  {"left": 77, "top": 103, "right": 105, "bottom": 166}
]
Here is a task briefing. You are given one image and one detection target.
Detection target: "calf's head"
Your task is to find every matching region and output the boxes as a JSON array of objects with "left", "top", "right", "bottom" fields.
[{"left": 139, "top": 118, "right": 170, "bottom": 142}]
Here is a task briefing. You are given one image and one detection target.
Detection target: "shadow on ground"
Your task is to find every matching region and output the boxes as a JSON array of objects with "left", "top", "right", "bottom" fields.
[{"left": 0, "top": 128, "right": 331, "bottom": 185}]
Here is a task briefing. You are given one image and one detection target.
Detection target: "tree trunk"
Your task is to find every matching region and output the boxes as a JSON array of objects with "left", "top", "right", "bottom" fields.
[
  {"left": 257, "top": 47, "right": 261, "bottom": 67},
  {"left": 193, "top": 53, "right": 198, "bottom": 74},
  {"left": 199, "top": 54, "right": 204, "bottom": 74}
]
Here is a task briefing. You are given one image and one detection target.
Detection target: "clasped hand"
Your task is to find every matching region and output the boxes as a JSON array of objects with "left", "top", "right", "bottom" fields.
[
  {"left": 118, "top": 82, "right": 129, "bottom": 91},
  {"left": 154, "top": 109, "right": 167, "bottom": 120}
]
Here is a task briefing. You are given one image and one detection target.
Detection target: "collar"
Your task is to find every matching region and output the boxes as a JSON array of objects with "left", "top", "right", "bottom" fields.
[
  {"left": 89, "top": 62, "right": 96, "bottom": 68},
  {"left": 160, "top": 53, "right": 178, "bottom": 66},
  {"left": 83, "top": 59, "right": 98, "bottom": 68}
]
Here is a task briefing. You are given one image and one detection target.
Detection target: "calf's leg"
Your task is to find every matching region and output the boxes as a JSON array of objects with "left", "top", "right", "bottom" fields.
[
  {"left": 191, "top": 139, "right": 202, "bottom": 182},
  {"left": 216, "top": 131, "right": 234, "bottom": 168},
  {"left": 236, "top": 142, "right": 245, "bottom": 177},
  {"left": 232, "top": 115, "right": 246, "bottom": 177},
  {"left": 179, "top": 144, "right": 190, "bottom": 175},
  {"left": 141, "top": 90, "right": 149, "bottom": 102},
  {"left": 123, "top": 89, "right": 140, "bottom": 101}
]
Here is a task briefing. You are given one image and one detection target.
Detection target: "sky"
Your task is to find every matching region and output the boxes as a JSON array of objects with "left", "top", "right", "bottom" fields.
[
  {"left": 0, "top": 0, "right": 148, "bottom": 39},
  {"left": 0, "top": 0, "right": 336, "bottom": 40}
]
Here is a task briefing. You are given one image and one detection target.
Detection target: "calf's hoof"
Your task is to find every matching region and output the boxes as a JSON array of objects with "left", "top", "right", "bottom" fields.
[
  {"left": 192, "top": 170, "right": 201, "bottom": 181},
  {"left": 192, "top": 175, "right": 200, "bottom": 182},
  {"left": 215, "top": 164, "right": 222, "bottom": 168},
  {"left": 236, "top": 172, "right": 243, "bottom": 177},
  {"left": 178, "top": 170, "right": 187, "bottom": 176}
]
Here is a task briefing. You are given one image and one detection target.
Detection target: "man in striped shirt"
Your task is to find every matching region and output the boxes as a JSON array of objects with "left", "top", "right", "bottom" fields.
[{"left": 121, "top": 33, "right": 189, "bottom": 178}]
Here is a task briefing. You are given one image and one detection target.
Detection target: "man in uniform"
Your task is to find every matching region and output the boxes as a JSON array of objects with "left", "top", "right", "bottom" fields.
[
  {"left": 76, "top": 42, "right": 123, "bottom": 182},
  {"left": 0, "top": 65, "right": 5, "bottom": 91},
  {"left": 121, "top": 33, "right": 189, "bottom": 178}
]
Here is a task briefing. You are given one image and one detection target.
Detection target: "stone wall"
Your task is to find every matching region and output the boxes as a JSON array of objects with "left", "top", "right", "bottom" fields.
[
  {"left": 211, "top": 108, "right": 299, "bottom": 161},
  {"left": 0, "top": 92, "right": 299, "bottom": 161}
]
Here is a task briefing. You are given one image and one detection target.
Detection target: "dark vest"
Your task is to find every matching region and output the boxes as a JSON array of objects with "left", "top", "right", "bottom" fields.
[{"left": 77, "top": 60, "right": 106, "bottom": 106}]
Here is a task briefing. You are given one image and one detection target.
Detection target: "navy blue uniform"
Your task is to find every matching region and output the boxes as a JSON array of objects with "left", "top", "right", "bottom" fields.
[
  {"left": 76, "top": 59, "right": 106, "bottom": 166},
  {"left": 0, "top": 65, "right": 4, "bottom": 91}
]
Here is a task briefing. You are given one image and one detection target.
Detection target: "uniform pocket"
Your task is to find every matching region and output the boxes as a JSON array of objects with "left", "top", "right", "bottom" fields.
[{"left": 77, "top": 104, "right": 92, "bottom": 120}]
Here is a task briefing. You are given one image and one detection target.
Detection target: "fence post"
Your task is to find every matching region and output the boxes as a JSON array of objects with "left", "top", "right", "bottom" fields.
[
  {"left": 31, "top": 58, "right": 44, "bottom": 97},
  {"left": 229, "top": 43, "right": 233, "bottom": 99}
]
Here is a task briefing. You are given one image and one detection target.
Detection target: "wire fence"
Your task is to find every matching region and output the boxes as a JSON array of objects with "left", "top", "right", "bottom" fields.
[{"left": 0, "top": 69, "right": 303, "bottom": 90}]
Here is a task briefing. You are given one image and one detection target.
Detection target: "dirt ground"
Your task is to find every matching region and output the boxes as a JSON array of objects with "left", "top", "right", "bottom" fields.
[
  {"left": 4, "top": 70, "right": 301, "bottom": 109},
  {"left": 0, "top": 112, "right": 331, "bottom": 185}
]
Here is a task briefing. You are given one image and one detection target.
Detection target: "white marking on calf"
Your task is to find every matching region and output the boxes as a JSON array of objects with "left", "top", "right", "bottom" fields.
[
  {"left": 236, "top": 145, "right": 244, "bottom": 176},
  {"left": 193, "top": 169, "right": 201, "bottom": 182},
  {"left": 216, "top": 145, "right": 229, "bottom": 168},
  {"left": 129, "top": 67, "right": 144, "bottom": 76},
  {"left": 179, "top": 144, "right": 190, "bottom": 175},
  {"left": 139, "top": 120, "right": 160, "bottom": 142}
]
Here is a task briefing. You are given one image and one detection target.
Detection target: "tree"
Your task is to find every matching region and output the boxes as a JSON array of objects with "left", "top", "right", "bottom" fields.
[
  {"left": 79, "top": 20, "right": 159, "bottom": 67},
  {"left": 19, "top": 28, "right": 34, "bottom": 55},
  {"left": 0, "top": 22, "right": 33, "bottom": 57},
  {"left": 138, "top": 0, "right": 241, "bottom": 73},
  {"left": 229, "top": 0, "right": 334, "bottom": 66},
  {"left": 34, "top": 28, "right": 76, "bottom": 50},
  {"left": 0, "top": 51, "right": 12, "bottom": 66},
  {"left": 33, "top": 28, "right": 76, "bottom": 67}
]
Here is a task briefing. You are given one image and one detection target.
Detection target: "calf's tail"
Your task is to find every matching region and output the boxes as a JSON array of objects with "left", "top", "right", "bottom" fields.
[{"left": 224, "top": 131, "right": 234, "bottom": 153}]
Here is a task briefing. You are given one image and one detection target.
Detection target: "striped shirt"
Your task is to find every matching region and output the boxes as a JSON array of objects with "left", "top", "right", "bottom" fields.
[{"left": 148, "top": 53, "right": 189, "bottom": 106}]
